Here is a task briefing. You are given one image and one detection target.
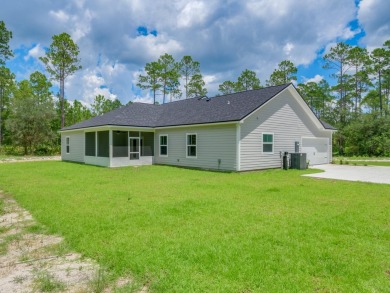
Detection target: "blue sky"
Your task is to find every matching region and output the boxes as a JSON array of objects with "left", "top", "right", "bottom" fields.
[{"left": 1, "top": 0, "right": 389, "bottom": 105}]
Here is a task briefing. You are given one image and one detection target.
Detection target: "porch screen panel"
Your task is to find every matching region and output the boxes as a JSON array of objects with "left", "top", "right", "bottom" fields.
[
  {"left": 98, "top": 131, "right": 109, "bottom": 157},
  {"left": 113, "top": 131, "right": 128, "bottom": 157},
  {"left": 141, "top": 132, "right": 154, "bottom": 156},
  {"left": 85, "top": 132, "right": 96, "bottom": 156}
]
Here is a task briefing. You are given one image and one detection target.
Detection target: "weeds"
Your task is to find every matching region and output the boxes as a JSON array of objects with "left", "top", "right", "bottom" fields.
[
  {"left": 90, "top": 267, "right": 109, "bottom": 293},
  {"left": 33, "top": 270, "right": 66, "bottom": 292}
]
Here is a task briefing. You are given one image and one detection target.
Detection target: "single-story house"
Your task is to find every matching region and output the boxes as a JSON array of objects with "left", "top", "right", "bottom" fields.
[{"left": 60, "top": 83, "right": 336, "bottom": 171}]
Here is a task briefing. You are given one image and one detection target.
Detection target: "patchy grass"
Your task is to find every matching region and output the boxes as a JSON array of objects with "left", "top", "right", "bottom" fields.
[
  {"left": 33, "top": 270, "right": 66, "bottom": 292},
  {"left": 0, "top": 196, "right": 4, "bottom": 215},
  {"left": 0, "top": 161, "right": 389, "bottom": 292}
]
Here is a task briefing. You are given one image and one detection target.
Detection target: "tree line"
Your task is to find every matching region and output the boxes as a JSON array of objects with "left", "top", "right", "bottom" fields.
[
  {"left": 137, "top": 54, "right": 207, "bottom": 104},
  {"left": 1, "top": 18, "right": 389, "bottom": 157},
  {"left": 0, "top": 21, "right": 122, "bottom": 154}
]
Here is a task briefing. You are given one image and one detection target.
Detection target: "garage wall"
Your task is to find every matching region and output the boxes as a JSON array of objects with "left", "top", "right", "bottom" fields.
[
  {"left": 301, "top": 137, "right": 329, "bottom": 165},
  {"left": 240, "top": 88, "right": 332, "bottom": 171}
]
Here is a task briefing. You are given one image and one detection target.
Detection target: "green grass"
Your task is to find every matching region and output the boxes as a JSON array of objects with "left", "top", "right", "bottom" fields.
[
  {"left": 351, "top": 161, "right": 390, "bottom": 167},
  {"left": 0, "top": 162, "right": 389, "bottom": 292},
  {"left": 333, "top": 159, "right": 390, "bottom": 167},
  {"left": 334, "top": 156, "right": 390, "bottom": 161}
]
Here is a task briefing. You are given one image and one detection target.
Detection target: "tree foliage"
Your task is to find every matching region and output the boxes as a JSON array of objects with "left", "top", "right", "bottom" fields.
[
  {"left": 266, "top": 60, "right": 297, "bottom": 86},
  {"left": 236, "top": 69, "right": 261, "bottom": 91},
  {"left": 179, "top": 56, "right": 201, "bottom": 98},
  {"left": 187, "top": 74, "right": 207, "bottom": 98},
  {"left": 218, "top": 69, "right": 261, "bottom": 95},
  {"left": 218, "top": 80, "right": 236, "bottom": 95},
  {"left": 158, "top": 53, "right": 181, "bottom": 103},
  {"left": 6, "top": 76, "right": 56, "bottom": 154},
  {"left": 0, "top": 66, "right": 15, "bottom": 145},
  {"left": 0, "top": 21, "right": 13, "bottom": 65},
  {"left": 91, "top": 94, "right": 122, "bottom": 116},
  {"left": 137, "top": 61, "right": 162, "bottom": 105},
  {"left": 40, "top": 33, "right": 81, "bottom": 128}
]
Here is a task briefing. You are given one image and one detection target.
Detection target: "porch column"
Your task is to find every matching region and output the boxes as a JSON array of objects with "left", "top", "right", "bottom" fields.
[{"left": 109, "top": 129, "right": 113, "bottom": 166}]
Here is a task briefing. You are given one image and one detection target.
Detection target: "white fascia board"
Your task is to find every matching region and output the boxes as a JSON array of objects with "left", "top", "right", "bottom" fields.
[
  {"left": 60, "top": 125, "right": 155, "bottom": 133},
  {"left": 155, "top": 121, "right": 238, "bottom": 130}
]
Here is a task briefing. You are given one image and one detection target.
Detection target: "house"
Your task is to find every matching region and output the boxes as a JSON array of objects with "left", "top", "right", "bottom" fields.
[{"left": 60, "top": 83, "right": 336, "bottom": 171}]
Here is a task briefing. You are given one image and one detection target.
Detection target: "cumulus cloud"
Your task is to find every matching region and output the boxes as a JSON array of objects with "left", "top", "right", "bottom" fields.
[
  {"left": 1, "top": 0, "right": 372, "bottom": 104},
  {"left": 24, "top": 44, "right": 45, "bottom": 61},
  {"left": 49, "top": 10, "right": 70, "bottom": 22},
  {"left": 177, "top": 1, "right": 209, "bottom": 28},
  {"left": 304, "top": 74, "right": 324, "bottom": 84},
  {"left": 358, "top": 0, "right": 390, "bottom": 49}
]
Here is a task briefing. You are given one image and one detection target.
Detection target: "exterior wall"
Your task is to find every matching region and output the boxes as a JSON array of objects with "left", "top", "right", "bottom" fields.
[
  {"left": 111, "top": 156, "right": 153, "bottom": 167},
  {"left": 61, "top": 131, "right": 85, "bottom": 163},
  {"left": 240, "top": 89, "right": 332, "bottom": 171},
  {"left": 85, "top": 156, "right": 110, "bottom": 167},
  {"left": 154, "top": 124, "right": 237, "bottom": 171}
]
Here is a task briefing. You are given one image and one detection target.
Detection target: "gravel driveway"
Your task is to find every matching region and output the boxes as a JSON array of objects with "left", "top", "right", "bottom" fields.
[{"left": 303, "top": 164, "right": 390, "bottom": 184}]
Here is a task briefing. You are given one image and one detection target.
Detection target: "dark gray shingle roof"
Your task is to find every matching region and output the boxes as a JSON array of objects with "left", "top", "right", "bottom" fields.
[
  {"left": 319, "top": 120, "right": 337, "bottom": 130},
  {"left": 61, "top": 83, "right": 334, "bottom": 131}
]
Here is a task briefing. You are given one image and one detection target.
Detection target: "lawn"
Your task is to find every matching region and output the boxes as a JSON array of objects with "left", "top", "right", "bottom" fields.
[
  {"left": 336, "top": 160, "right": 390, "bottom": 167},
  {"left": 0, "top": 162, "right": 389, "bottom": 292}
]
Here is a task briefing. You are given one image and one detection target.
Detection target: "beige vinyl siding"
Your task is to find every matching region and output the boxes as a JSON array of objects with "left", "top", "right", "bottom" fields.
[
  {"left": 240, "top": 89, "right": 331, "bottom": 171},
  {"left": 154, "top": 124, "right": 237, "bottom": 171},
  {"left": 61, "top": 131, "right": 84, "bottom": 163}
]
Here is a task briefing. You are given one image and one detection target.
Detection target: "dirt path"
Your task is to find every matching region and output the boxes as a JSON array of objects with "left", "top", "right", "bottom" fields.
[
  {"left": 0, "top": 193, "right": 146, "bottom": 292},
  {"left": 0, "top": 156, "right": 61, "bottom": 164}
]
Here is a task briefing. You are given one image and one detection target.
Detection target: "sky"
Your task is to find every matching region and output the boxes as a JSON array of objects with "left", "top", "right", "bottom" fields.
[{"left": 1, "top": 0, "right": 389, "bottom": 105}]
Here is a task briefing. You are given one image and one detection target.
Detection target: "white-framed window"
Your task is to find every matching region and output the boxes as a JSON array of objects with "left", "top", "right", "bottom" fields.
[
  {"left": 262, "top": 133, "right": 273, "bottom": 153},
  {"left": 66, "top": 136, "right": 70, "bottom": 154},
  {"left": 186, "top": 133, "right": 197, "bottom": 158},
  {"left": 159, "top": 135, "right": 168, "bottom": 156}
]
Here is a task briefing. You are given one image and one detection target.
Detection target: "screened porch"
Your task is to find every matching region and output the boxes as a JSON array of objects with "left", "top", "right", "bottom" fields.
[{"left": 84, "top": 129, "right": 154, "bottom": 167}]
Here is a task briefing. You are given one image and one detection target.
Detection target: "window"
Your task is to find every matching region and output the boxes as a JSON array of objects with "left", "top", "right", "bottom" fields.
[
  {"left": 262, "top": 133, "right": 273, "bottom": 153},
  {"left": 66, "top": 137, "right": 70, "bottom": 154},
  {"left": 159, "top": 135, "right": 168, "bottom": 156},
  {"left": 186, "top": 134, "right": 197, "bottom": 158}
]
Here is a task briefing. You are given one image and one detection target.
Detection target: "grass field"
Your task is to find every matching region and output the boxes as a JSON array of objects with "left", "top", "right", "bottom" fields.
[{"left": 0, "top": 162, "right": 389, "bottom": 292}]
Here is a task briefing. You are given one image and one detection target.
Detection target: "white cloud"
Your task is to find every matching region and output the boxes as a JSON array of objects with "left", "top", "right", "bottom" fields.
[
  {"left": 177, "top": 1, "right": 209, "bottom": 28},
  {"left": 122, "top": 34, "right": 183, "bottom": 61},
  {"left": 304, "top": 74, "right": 324, "bottom": 84},
  {"left": 283, "top": 42, "right": 294, "bottom": 56},
  {"left": 24, "top": 44, "right": 44, "bottom": 61},
  {"left": 49, "top": 10, "right": 69, "bottom": 22},
  {"left": 133, "top": 96, "right": 153, "bottom": 104},
  {"left": 358, "top": 0, "right": 390, "bottom": 49}
]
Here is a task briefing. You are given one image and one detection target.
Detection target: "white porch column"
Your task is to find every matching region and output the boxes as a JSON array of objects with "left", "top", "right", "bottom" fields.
[{"left": 109, "top": 129, "right": 113, "bottom": 167}]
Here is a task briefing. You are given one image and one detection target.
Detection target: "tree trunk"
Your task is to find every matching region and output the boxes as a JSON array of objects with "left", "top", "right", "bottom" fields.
[
  {"left": 60, "top": 77, "right": 65, "bottom": 128},
  {"left": 379, "top": 70, "right": 382, "bottom": 116},
  {"left": 163, "top": 80, "right": 166, "bottom": 104},
  {"left": 355, "top": 65, "right": 358, "bottom": 115},
  {"left": 185, "top": 73, "right": 188, "bottom": 99}
]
